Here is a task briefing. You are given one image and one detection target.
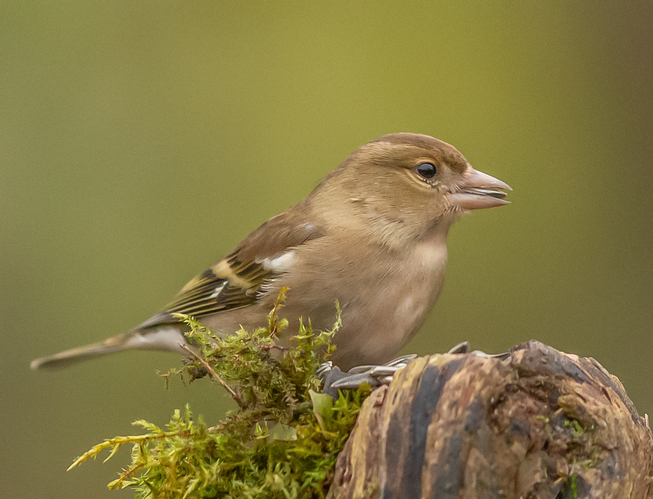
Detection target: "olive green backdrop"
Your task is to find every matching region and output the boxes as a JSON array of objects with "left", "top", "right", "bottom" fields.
[{"left": 1, "top": 2, "right": 652, "bottom": 497}]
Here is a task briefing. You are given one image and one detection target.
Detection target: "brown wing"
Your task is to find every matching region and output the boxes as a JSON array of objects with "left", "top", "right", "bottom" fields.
[{"left": 135, "top": 208, "right": 324, "bottom": 330}]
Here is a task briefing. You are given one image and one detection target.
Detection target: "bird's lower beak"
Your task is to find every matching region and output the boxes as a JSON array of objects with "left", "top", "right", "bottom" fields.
[{"left": 448, "top": 167, "right": 512, "bottom": 210}]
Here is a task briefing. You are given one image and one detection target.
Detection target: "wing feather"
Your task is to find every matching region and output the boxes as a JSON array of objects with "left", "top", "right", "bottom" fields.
[{"left": 135, "top": 208, "right": 324, "bottom": 331}]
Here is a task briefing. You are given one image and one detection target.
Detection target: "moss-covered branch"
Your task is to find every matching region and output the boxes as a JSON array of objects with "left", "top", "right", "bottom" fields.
[
  {"left": 68, "top": 292, "right": 653, "bottom": 498},
  {"left": 69, "top": 290, "right": 369, "bottom": 498}
]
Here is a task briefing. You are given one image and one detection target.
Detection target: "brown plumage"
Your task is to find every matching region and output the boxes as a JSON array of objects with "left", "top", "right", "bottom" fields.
[{"left": 31, "top": 133, "right": 511, "bottom": 371}]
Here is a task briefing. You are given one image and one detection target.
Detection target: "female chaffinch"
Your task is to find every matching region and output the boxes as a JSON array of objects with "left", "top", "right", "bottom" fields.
[{"left": 31, "top": 133, "right": 510, "bottom": 371}]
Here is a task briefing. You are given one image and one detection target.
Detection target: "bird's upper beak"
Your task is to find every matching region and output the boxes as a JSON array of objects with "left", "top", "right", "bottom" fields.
[{"left": 448, "top": 167, "right": 512, "bottom": 210}]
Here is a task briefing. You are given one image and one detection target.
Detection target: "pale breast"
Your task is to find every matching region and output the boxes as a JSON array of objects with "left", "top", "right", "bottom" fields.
[
  {"left": 325, "top": 239, "right": 449, "bottom": 368},
  {"left": 386, "top": 240, "right": 448, "bottom": 332}
]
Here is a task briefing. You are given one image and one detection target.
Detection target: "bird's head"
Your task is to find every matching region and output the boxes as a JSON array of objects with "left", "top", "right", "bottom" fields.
[{"left": 315, "top": 133, "right": 511, "bottom": 245}]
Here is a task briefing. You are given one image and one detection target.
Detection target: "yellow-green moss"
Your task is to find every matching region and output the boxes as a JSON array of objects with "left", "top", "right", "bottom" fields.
[{"left": 70, "top": 290, "right": 369, "bottom": 498}]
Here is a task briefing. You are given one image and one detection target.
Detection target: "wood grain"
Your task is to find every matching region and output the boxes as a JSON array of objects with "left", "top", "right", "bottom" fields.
[{"left": 327, "top": 340, "right": 653, "bottom": 499}]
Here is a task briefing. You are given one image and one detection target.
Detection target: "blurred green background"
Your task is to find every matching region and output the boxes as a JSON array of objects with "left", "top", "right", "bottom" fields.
[{"left": 1, "top": 1, "right": 652, "bottom": 497}]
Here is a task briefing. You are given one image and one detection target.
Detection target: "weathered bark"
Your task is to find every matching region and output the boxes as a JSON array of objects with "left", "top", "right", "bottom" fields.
[{"left": 327, "top": 340, "right": 653, "bottom": 499}]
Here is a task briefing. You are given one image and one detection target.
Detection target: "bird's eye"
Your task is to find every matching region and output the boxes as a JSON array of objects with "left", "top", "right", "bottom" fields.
[{"left": 416, "top": 162, "right": 437, "bottom": 180}]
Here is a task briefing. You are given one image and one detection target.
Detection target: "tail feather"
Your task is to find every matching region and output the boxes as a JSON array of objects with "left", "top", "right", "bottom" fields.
[
  {"left": 30, "top": 327, "right": 190, "bottom": 370},
  {"left": 30, "top": 333, "right": 130, "bottom": 370}
]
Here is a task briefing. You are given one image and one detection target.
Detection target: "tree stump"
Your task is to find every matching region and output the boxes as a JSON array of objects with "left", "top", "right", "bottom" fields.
[{"left": 327, "top": 340, "right": 653, "bottom": 499}]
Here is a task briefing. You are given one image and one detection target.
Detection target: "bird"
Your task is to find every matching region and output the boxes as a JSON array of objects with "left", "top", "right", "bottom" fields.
[{"left": 31, "top": 133, "right": 511, "bottom": 372}]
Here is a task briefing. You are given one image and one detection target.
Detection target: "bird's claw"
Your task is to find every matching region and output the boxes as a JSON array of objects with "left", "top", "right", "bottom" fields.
[
  {"left": 319, "top": 344, "right": 509, "bottom": 398},
  {"left": 447, "top": 340, "right": 510, "bottom": 360},
  {"left": 470, "top": 349, "right": 510, "bottom": 360},
  {"left": 345, "top": 354, "right": 418, "bottom": 375},
  {"left": 319, "top": 354, "right": 417, "bottom": 398},
  {"left": 447, "top": 341, "right": 471, "bottom": 354},
  {"left": 315, "top": 360, "right": 334, "bottom": 379}
]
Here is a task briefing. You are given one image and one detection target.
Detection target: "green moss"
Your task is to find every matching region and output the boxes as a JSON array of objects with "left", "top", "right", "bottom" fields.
[
  {"left": 69, "top": 290, "right": 369, "bottom": 498},
  {"left": 563, "top": 419, "right": 584, "bottom": 438}
]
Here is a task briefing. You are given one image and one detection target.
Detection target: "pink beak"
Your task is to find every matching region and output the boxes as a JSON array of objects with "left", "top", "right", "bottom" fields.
[{"left": 448, "top": 167, "right": 512, "bottom": 210}]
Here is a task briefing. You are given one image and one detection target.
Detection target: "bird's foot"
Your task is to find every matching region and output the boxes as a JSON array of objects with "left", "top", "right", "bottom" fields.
[
  {"left": 446, "top": 341, "right": 510, "bottom": 360},
  {"left": 319, "top": 343, "right": 510, "bottom": 397},
  {"left": 319, "top": 354, "right": 417, "bottom": 398}
]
